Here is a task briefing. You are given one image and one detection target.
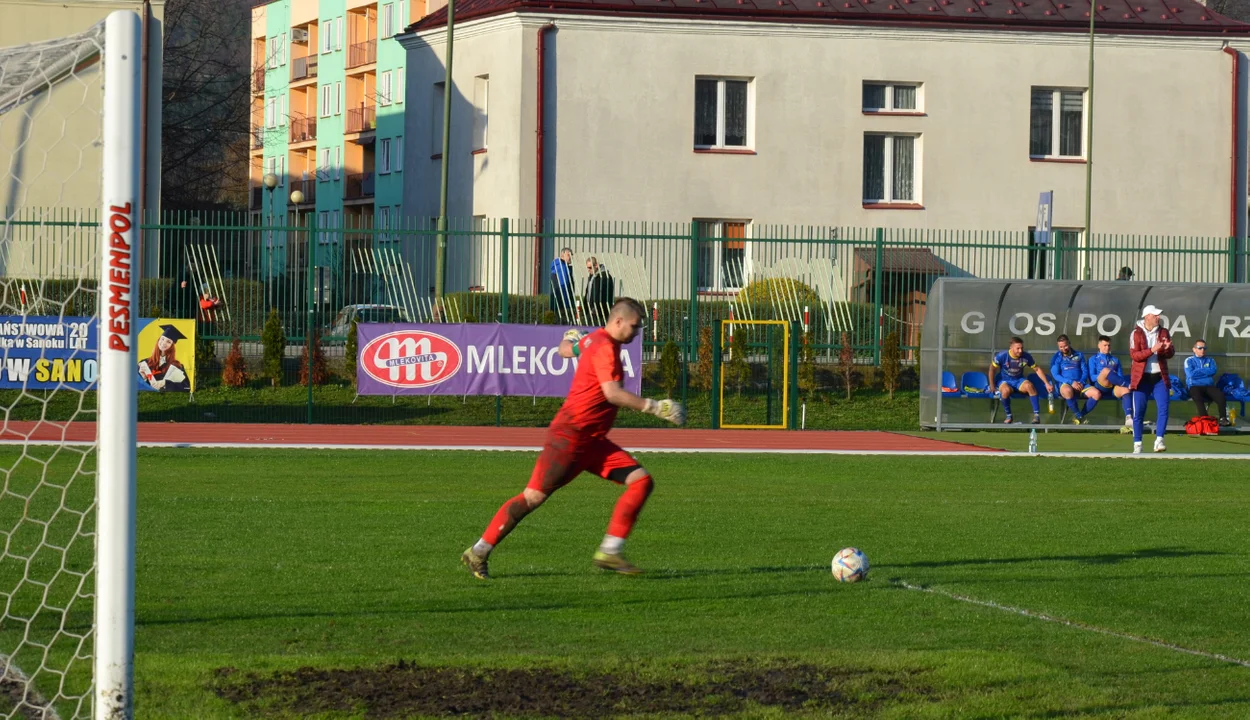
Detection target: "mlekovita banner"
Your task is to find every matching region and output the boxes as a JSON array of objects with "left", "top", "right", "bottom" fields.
[
  {"left": 0, "top": 316, "right": 196, "bottom": 392},
  {"left": 356, "top": 324, "right": 643, "bottom": 397}
]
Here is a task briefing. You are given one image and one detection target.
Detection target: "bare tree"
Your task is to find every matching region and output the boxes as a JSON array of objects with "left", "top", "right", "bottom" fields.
[{"left": 161, "top": 0, "right": 254, "bottom": 210}]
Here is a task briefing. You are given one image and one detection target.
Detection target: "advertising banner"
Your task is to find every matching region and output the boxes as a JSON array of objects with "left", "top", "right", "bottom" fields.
[
  {"left": 356, "top": 323, "right": 643, "bottom": 397},
  {"left": 0, "top": 316, "right": 196, "bottom": 392}
]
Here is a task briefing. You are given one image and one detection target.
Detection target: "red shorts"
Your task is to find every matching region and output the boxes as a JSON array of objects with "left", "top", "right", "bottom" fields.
[{"left": 526, "top": 426, "right": 640, "bottom": 495}]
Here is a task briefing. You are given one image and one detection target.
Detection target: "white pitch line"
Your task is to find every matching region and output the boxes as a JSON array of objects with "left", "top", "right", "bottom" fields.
[
  {"left": 894, "top": 580, "right": 1250, "bottom": 669},
  {"left": 0, "top": 441, "right": 1247, "bottom": 459}
]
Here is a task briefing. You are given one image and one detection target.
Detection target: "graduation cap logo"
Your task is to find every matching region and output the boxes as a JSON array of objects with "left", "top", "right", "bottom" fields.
[{"left": 159, "top": 324, "right": 188, "bottom": 342}]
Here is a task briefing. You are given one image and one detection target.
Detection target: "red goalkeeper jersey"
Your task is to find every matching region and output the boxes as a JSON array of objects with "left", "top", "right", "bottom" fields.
[{"left": 551, "top": 329, "right": 622, "bottom": 439}]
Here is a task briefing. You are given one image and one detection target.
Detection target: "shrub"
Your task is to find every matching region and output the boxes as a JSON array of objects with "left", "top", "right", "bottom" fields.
[
  {"left": 344, "top": 318, "right": 359, "bottom": 386},
  {"left": 735, "top": 278, "right": 821, "bottom": 310},
  {"left": 690, "top": 325, "right": 714, "bottom": 392},
  {"left": 798, "top": 334, "right": 818, "bottom": 401},
  {"left": 299, "top": 329, "right": 330, "bottom": 386},
  {"left": 261, "top": 308, "right": 286, "bottom": 387},
  {"left": 880, "top": 330, "right": 902, "bottom": 400},
  {"left": 725, "top": 330, "right": 750, "bottom": 397},
  {"left": 443, "top": 292, "right": 551, "bottom": 324},
  {"left": 540, "top": 310, "right": 558, "bottom": 325},
  {"left": 221, "top": 338, "right": 249, "bottom": 388},
  {"left": 194, "top": 336, "right": 216, "bottom": 388},
  {"left": 659, "top": 341, "right": 683, "bottom": 398},
  {"left": 838, "top": 331, "right": 856, "bottom": 400}
]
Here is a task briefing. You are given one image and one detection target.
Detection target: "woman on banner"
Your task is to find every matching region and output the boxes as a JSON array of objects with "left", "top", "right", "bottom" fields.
[{"left": 138, "top": 324, "right": 191, "bottom": 392}]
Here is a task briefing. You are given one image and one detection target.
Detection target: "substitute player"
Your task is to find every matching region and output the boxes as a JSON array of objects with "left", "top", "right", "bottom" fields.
[
  {"left": 461, "top": 298, "right": 685, "bottom": 580},
  {"left": 990, "top": 337, "right": 1054, "bottom": 424},
  {"left": 1087, "top": 334, "right": 1134, "bottom": 432},
  {"left": 1050, "top": 334, "right": 1093, "bottom": 424}
]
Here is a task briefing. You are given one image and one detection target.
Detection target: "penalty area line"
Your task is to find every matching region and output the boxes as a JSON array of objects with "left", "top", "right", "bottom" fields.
[{"left": 893, "top": 580, "right": 1250, "bottom": 669}]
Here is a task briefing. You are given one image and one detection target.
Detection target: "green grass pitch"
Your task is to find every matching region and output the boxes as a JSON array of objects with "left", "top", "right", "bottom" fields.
[{"left": 3, "top": 447, "right": 1250, "bottom": 718}]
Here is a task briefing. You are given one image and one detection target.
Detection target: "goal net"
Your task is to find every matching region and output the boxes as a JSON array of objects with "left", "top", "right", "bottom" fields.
[{"left": 0, "top": 12, "right": 144, "bottom": 719}]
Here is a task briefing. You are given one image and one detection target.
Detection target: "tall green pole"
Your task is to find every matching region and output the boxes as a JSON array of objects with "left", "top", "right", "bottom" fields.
[
  {"left": 1083, "top": 1, "right": 1095, "bottom": 279},
  {"left": 434, "top": 0, "right": 455, "bottom": 319}
]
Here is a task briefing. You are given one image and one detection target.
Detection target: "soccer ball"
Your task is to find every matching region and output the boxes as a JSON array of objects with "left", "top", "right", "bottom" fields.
[{"left": 831, "top": 547, "right": 869, "bottom": 583}]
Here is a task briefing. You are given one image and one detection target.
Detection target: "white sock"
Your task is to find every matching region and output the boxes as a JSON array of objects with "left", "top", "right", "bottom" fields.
[
  {"left": 599, "top": 535, "right": 625, "bottom": 554},
  {"left": 472, "top": 539, "right": 493, "bottom": 557}
]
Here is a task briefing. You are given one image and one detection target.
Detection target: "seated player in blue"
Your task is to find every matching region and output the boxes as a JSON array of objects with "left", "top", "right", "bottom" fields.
[
  {"left": 1087, "top": 334, "right": 1134, "bottom": 432},
  {"left": 1050, "top": 334, "right": 1093, "bottom": 424},
  {"left": 991, "top": 336, "right": 1054, "bottom": 424}
]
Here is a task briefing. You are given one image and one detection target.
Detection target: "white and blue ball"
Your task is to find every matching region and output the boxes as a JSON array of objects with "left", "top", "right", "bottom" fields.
[{"left": 831, "top": 547, "right": 869, "bottom": 583}]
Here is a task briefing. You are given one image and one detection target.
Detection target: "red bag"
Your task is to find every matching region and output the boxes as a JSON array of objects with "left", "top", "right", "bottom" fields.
[{"left": 1185, "top": 416, "right": 1219, "bottom": 436}]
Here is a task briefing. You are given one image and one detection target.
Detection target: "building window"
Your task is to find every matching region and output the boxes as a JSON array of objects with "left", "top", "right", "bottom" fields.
[
  {"left": 334, "top": 81, "right": 343, "bottom": 115},
  {"left": 278, "top": 33, "right": 287, "bottom": 65},
  {"left": 1031, "top": 88, "right": 1084, "bottom": 159},
  {"left": 695, "top": 220, "right": 748, "bottom": 291},
  {"left": 431, "top": 82, "right": 444, "bottom": 154},
  {"left": 863, "top": 134, "right": 918, "bottom": 204},
  {"left": 268, "top": 36, "right": 279, "bottom": 68},
  {"left": 863, "top": 82, "right": 919, "bottom": 112},
  {"left": 321, "top": 22, "right": 332, "bottom": 53},
  {"left": 395, "top": 135, "right": 403, "bottom": 172},
  {"left": 472, "top": 75, "right": 489, "bottom": 151},
  {"left": 334, "top": 146, "right": 342, "bottom": 180},
  {"left": 694, "top": 77, "right": 751, "bottom": 149},
  {"left": 380, "top": 138, "right": 392, "bottom": 174},
  {"left": 380, "top": 4, "right": 394, "bottom": 38},
  {"left": 265, "top": 97, "right": 277, "bottom": 128},
  {"left": 277, "top": 156, "right": 285, "bottom": 185},
  {"left": 319, "top": 148, "right": 331, "bottom": 181},
  {"left": 278, "top": 95, "right": 286, "bottom": 126},
  {"left": 396, "top": 67, "right": 404, "bottom": 104},
  {"left": 1028, "top": 227, "right": 1081, "bottom": 280},
  {"left": 379, "top": 71, "right": 393, "bottom": 106},
  {"left": 336, "top": 17, "right": 344, "bottom": 51},
  {"left": 320, "top": 84, "right": 332, "bottom": 118}
]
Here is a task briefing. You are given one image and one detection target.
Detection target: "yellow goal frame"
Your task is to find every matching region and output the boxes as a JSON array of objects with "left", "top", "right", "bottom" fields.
[{"left": 718, "top": 320, "right": 790, "bottom": 430}]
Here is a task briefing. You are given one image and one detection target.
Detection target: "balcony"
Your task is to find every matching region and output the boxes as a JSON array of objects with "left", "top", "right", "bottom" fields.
[
  {"left": 251, "top": 66, "right": 265, "bottom": 94},
  {"left": 344, "top": 172, "right": 375, "bottom": 200},
  {"left": 291, "top": 179, "right": 317, "bottom": 205},
  {"left": 291, "top": 55, "right": 319, "bottom": 82},
  {"left": 250, "top": 128, "right": 264, "bottom": 149},
  {"left": 346, "top": 105, "right": 377, "bottom": 133},
  {"left": 250, "top": 186, "right": 263, "bottom": 208},
  {"left": 290, "top": 114, "right": 317, "bottom": 143},
  {"left": 347, "top": 39, "right": 377, "bottom": 69}
]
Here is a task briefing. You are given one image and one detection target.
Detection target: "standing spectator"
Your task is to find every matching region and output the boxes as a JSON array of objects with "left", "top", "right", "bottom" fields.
[
  {"left": 1129, "top": 305, "right": 1175, "bottom": 454},
  {"left": 165, "top": 274, "right": 197, "bottom": 319},
  {"left": 549, "top": 247, "right": 575, "bottom": 323},
  {"left": 1117, "top": 266, "right": 1135, "bottom": 281},
  {"left": 583, "top": 256, "right": 615, "bottom": 325},
  {"left": 1050, "top": 334, "right": 1092, "bottom": 424},
  {"left": 1184, "top": 339, "right": 1230, "bottom": 426}
]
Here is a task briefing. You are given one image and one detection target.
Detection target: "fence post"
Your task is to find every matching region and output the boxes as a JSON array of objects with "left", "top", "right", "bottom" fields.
[
  {"left": 711, "top": 319, "right": 722, "bottom": 430},
  {"left": 686, "top": 225, "right": 699, "bottom": 411},
  {"left": 500, "top": 218, "right": 510, "bottom": 323},
  {"left": 788, "top": 321, "right": 799, "bottom": 430},
  {"left": 306, "top": 212, "right": 317, "bottom": 425},
  {"left": 873, "top": 227, "right": 884, "bottom": 365},
  {"left": 1230, "top": 235, "right": 1238, "bottom": 285}
]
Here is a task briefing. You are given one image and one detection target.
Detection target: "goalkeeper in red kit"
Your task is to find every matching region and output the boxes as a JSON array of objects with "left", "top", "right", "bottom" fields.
[{"left": 461, "top": 298, "right": 685, "bottom": 579}]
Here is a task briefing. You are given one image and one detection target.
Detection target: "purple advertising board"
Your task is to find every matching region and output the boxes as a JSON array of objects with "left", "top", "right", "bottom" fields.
[{"left": 356, "top": 323, "right": 643, "bottom": 397}]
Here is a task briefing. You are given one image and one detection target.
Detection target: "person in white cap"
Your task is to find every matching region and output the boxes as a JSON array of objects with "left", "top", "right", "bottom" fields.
[{"left": 1128, "top": 305, "right": 1175, "bottom": 453}]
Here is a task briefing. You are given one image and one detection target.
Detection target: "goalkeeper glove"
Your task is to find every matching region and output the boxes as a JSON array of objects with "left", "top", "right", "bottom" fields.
[
  {"left": 563, "top": 328, "right": 584, "bottom": 344},
  {"left": 643, "top": 398, "right": 685, "bottom": 426}
]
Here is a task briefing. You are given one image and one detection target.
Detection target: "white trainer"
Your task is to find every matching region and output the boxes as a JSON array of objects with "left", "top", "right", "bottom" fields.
[
  {"left": 1133, "top": 442, "right": 1143, "bottom": 455},
  {"left": 1154, "top": 436, "right": 1166, "bottom": 453}
]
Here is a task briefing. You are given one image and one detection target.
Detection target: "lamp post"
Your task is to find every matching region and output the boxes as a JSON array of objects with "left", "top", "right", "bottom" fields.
[
  {"left": 434, "top": 0, "right": 455, "bottom": 321},
  {"left": 263, "top": 173, "right": 279, "bottom": 313},
  {"left": 1083, "top": 0, "right": 1096, "bottom": 279},
  {"left": 291, "top": 187, "right": 312, "bottom": 424}
]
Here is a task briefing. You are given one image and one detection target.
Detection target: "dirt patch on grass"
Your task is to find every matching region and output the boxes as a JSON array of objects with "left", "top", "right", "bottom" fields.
[{"left": 211, "top": 658, "right": 930, "bottom": 718}]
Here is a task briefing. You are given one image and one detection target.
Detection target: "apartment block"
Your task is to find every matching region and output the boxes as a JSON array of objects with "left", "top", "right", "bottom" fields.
[{"left": 250, "top": 0, "right": 422, "bottom": 287}]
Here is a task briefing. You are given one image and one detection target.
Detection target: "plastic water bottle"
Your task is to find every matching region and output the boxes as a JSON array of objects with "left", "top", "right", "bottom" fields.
[
  {"left": 1048, "top": 396, "right": 1055, "bottom": 414},
  {"left": 1028, "top": 429, "right": 1038, "bottom": 454}
]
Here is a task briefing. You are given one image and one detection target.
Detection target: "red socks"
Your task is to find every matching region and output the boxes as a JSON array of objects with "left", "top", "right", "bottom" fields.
[
  {"left": 607, "top": 476, "right": 653, "bottom": 539},
  {"left": 481, "top": 493, "right": 533, "bottom": 546}
]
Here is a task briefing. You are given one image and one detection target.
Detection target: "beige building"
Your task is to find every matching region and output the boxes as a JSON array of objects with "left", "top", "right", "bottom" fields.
[
  {"left": 0, "top": 0, "right": 162, "bottom": 279},
  {"left": 398, "top": 0, "right": 1250, "bottom": 311}
]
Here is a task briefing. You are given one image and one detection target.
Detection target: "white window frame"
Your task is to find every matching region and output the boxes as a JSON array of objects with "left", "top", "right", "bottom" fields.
[
  {"left": 267, "top": 36, "right": 279, "bottom": 68},
  {"left": 693, "top": 76, "right": 754, "bottom": 150},
  {"left": 396, "top": 67, "right": 404, "bottom": 104},
  {"left": 336, "top": 17, "right": 344, "bottom": 51},
  {"left": 472, "top": 74, "right": 489, "bottom": 151},
  {"left": 334, "top": 146, "right": 342, "bottom": 180},
  {"left": 334, "top": 81, "right": 343, "bottom": 115},
  {"left": 265, "top": 97, "right": 276, "bottom": 128},
  {"left": 694, "top": 219, "right": 751, "bottom": 292},
  {"left": 380, "top": 3, "right": 394, "bottom": 38},
  {"left": 321, "top": 21, "right": 332, "bottom": 54},
  {"left": 377, "top": 206, "right": 390, "bottom": 242},
  {"left": 394, "top": 135, "right": 403, "bottom": 172},
  {"left": 277, "top": 156, "right": 285, "bottom": 185},
  {"left": 320, "top": 84, "right": 332, "bottom": 118},
  {"left": 278, "top": 33, "right": 287, "bottom": 65},
  {"left": 278, "top": 95, "right": 286, "bottom": 126},
  {"left": 862, "top": 133, "right": 920, "bottom": 205},
  {"left": 318, "top": 148, "right": 331, "bottom": 181},
  {"left": 378, "top": 71, "right": 393, "bottom": 106},
  {"left": 379, "top": 137, "right": 392, "bottom": 175},
  {"left": 431, "top": 82, "right": 445, "bottom": 155},
  {"left": 862, "top": 82, "right": 921, "bottom": 113},
  {"left": 1030, "top": 87, "right": 1086, "bottom": 160}
]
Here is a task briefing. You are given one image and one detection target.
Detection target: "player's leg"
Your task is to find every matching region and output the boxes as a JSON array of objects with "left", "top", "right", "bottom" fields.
[
  {"left": 585, "top": 440, "right": 653, "bottom": 575},
  {"left": 1083, "top": 386, "right": 1101, "bottom": 416},
  {"left": 1019, "top": 379, "right": 1041, "bottom": 421},
  {"left": 998, "top": 381, "right": 1014, "bottom": 422},
  {"left": 462, "top": 435, "right": 579, "bottom": 579},
  {"left": 1130, "top": 382, "right": 1149, "bottom": 449},
  {"left": 1153, "top": 378, "right": 1170, "bottom": 451}
]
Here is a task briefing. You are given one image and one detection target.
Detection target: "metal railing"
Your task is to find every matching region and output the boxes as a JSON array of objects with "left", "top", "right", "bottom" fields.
[
  {"left": 347, "top": 39, "right": 376, "bottom": 69},
  {"left": 292, "top": 179, "right": 317, "bottom": 205},
  {"left": 345, "top": 105, "right": 376, "bottom": 133},
  {"left": 290, "top": 55, "right": 318, "bottom": 82},
  {"left": 344, "top": 172, "right": 375, "bottom": 200},
  {"left": 250, "top": 128, "right": 264, "bottom": 149},
  {"left": 251, "top": 66, "right": 265, "bottom": 94},
  {"left": 290, "top": 114, "right": 317, "bottom": 143}
]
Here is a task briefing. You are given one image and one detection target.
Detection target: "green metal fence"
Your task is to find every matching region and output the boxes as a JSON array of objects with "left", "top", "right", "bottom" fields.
[{"left": 0, "top": 208, "right": 1245, "bottom": 428}]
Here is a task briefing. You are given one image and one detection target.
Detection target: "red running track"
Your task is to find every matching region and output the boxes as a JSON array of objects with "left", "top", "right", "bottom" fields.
[{"left": 0, "top": 422, "right": 998, "bottom": 453}]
